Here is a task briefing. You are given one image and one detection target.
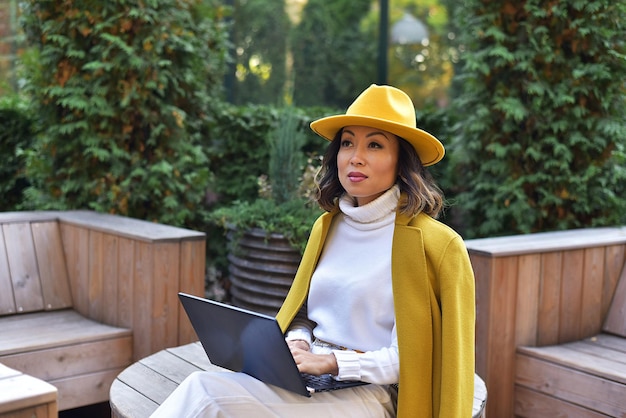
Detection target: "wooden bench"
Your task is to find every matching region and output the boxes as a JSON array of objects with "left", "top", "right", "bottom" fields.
[
  {"left": 515, "top": 263, "right": 626, "bottom": 416},
  {"left": 0, "top": 211, "right": 206, "bottom": 412},
  {"left": 0, "top": 363, "right": 57, "bottom": 418},
  {"left": 465, "top": 226, "right": 626, "bottom": 417}
]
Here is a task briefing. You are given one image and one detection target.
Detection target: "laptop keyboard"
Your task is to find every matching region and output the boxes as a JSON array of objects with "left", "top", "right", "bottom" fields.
[{"left": 301, "top": 373, "right": 368, "bottom": 392}]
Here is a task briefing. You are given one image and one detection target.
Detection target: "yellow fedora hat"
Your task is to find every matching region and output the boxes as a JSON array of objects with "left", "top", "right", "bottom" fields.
[{"left": 310, "top": 84, "right": 444, "bottom": 166}]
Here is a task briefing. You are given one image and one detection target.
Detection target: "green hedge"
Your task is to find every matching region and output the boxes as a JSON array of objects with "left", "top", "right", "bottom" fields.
[
  {"left": 0, "top": 104, "right": 33, "bottom": 212},
  {"left": 451, "top": 0, "right": 626, "bottom": 238},
  {"left": 19, "top": 0, "right": 228, "bottom": 229}
]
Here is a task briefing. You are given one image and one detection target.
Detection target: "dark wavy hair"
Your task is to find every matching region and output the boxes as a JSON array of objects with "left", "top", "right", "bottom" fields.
[{"left": 315, "top": 131, "right": 444, "bottom": 218}]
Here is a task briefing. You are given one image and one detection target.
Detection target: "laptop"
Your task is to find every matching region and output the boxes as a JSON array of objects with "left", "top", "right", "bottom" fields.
[{"left": 178, "top": 292, "right": 368, "bottom": 397}]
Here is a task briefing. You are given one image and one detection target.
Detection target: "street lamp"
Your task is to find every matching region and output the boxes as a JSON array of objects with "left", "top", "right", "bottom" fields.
[
  {"left": 391, "top": 12, "right": 428, "bottom": 45},
  {"left": 377, "top": 2, "right": 429, "bottom": 85},
  {"left": 377, "top": 0, "right": 389, "bottom": 85}
]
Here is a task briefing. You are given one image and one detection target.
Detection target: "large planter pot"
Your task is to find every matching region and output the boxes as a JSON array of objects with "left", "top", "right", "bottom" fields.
[{"left": 227, "top": 228, "right": 301, "bottom": 316}]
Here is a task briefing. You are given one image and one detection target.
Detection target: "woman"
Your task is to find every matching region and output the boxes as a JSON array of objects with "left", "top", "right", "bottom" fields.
[{"left": 152, "top": 84, "right": 475, "bottom": 417}]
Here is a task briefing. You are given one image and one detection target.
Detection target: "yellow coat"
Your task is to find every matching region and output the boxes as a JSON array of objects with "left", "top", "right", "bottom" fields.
[{"left": 276, "top": 209, "right": 476, "bottom": 417}]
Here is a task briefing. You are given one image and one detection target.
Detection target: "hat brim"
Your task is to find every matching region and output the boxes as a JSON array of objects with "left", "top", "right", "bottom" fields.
[{"left": 310, "top": 115, "right": 444, "bottom": 167}]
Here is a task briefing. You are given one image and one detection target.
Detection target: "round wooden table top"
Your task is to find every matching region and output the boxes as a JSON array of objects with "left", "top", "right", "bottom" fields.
[{"left": 110, "top": 341, "right": 487, "bottom": 417}]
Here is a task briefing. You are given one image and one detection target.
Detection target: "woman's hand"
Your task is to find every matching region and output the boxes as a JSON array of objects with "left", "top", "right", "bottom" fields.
[
  {"left": 289, "top": 346, "right": 339, "bottom": 376},
  {"left": 286, "top": 339, "right": 310, "bottom": 352}
]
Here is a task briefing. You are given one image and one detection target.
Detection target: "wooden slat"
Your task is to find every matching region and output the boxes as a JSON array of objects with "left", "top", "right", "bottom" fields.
[
  {"left": 580, "top": 247, "right": 605, "bottom": 337},
  {"left": 603, "top": 261, "right": 626, "bottom": 337},
  {"left": 88, "top": 230, "right": 104, "bottom": 322},
  {"left": 602, "top": 244, "right": 625, "bottom": 321},
  {"left": 0, "top": 211, "right": 59, "bottom": 223},
  {"left": 485, "top": 255, "right": 518, "bottom": 418},
  {"left": 515, "top": 253, "right": 541, "bottom": 346},
  {"left": 3, "top": 223, "right": 45, "bottom": 313},
  {"left": 465, "top": 227, "right": 626, "bottom": 257},
  {"left": 0, "top": 370, "right": 57, "bottom": 415},
  {"left": 572, "top": 337, "right": 626, "bottom": 367},
  {"left": 590, "top": 333, "right": 626, "bottom": 353},
  {"left": 52, "top": 368, "right": 122, "bottom": 411},
  {"left": 110, "top": 378, "right": 159, "bottom": 418},
  {"left": 178, "top": 239, "right": 206, "bottom": 345},
  {"left": 537, "top": 252, "right": 562, "bottom": 346},
  {"left": 132, "top": 241, "right": 154, "bottom": 361},
  {"left": 0, "top": 226, "right": 17, "bottom": 314},
  {"left": 0, "top": 310, "right": 130, "bottom": 356},
  {"left": 2, "top": 335, "right": 132, "bottom": 381},
  {"left": 515, "top": 386, "right": 608, "bottom": 418},
  {"left": 60, "top": 223, "right": 90, "bottom": 317},
  {"left": 3, "top": 402, "right": 56, "bottom": 418},
  {"left": 518, "top": 339, "right": 626, "bottom": 385},
  {"left": 559, "top": 249, "right": 584, "bottom": 342},
  {"left": 116, "top": 361, "right": 181, "bottom": 406},
  {"left": 515, "top": 351, "right": 626, "bottom": 416},
  {"left": 31, "top": 221, "right": 73, "bottom": 310},
  {"left": 102, "top": 233, "right": 120, "bottom": 325},
  {"left": 58, "top": 210, "right": 205, "bottom": 243},
  {"left": 140, "top": 347, "right": 205, "bottom": 384},
  {"left": 151, "top": 242, "right": 180, "bottom": 353},
  {"left": 117, "top": 237, "right": 134, "bottom": 330},
  {"left": 167, "top": 341, "right": 215, "bottom": 371}
]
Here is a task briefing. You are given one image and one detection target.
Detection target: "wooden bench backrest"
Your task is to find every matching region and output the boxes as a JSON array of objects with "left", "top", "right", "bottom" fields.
[
  {"left": 0, "top": 220, "right": 72, "bottom": 316},
  {"left": 603, "top": 260, "right": 626, "bottom": 337}
]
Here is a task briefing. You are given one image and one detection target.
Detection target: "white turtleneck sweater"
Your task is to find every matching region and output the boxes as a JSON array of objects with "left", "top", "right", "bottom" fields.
[{"left": 287, "top": 185, "right": 400, "bottom": 384}]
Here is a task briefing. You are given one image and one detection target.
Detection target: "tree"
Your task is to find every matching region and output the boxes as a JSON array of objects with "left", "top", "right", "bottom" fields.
[
  {"left": 291, "top": 0, "right": 376, "bottom": 109},
  {"left": 230, "top": 0, "right": 290, "bottom": 105},
  {"left": 451, "top": 0, "right": 626, "bottom": 237}
]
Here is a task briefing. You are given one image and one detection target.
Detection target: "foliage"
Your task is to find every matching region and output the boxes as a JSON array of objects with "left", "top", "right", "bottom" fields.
[
  {"left": 19, "top": 0, "right": 229, "bottom": 228},
  {"left": 209, "top": 108, "right": 324, "bottom": 254},
  {"left": 210, "top": 197, "right": 322, "bottom": 255},
  {"left": 229, "top": 0, "right": 290, "bottom": 105},
  {"left": 412, "top": 105, "right": 464, "bottom": 229},
  {"left": 291, "top": 0, "right": 377, "bottom": 108},
  {"left": 0, "top": 96, "right": 33, "bottom": 211},
  {"left": 267, "top": 109, "right": 307, "bottom": 204},
  {"left": 451, "top": 0, "right": 626, "bottom": 238},
  {"left": 205, "top": 103, "right": 331, "bottom": 205},
  {"left": 384, "top": 1, "right": 459, "bottom": 108}
]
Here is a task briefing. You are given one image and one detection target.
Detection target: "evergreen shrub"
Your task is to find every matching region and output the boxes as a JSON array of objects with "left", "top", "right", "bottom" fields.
[
  {"left": 206, "top": 103, "right": 331, "bottom": 206},
  {"left": 0, "top": 100, "right": 33, "bottom": 211},
  {"left": 20, "top": 0, "right": 229, "bottom": 228},
  {"left": 452, "top": 0, "right": 626, "bottom": 237}
]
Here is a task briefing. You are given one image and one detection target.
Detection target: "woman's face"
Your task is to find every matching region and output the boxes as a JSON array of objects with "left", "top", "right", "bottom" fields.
[{"left": 337, "top": 125, "right": 399, "bottom": 206}]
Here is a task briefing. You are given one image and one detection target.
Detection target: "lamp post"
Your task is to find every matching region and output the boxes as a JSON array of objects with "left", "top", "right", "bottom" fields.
[{"left": 377, "top": 0, "right": 389, "bottom": 85}]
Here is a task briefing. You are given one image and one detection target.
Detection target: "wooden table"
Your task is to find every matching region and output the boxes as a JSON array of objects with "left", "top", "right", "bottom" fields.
[
  {"left": 0, "top": 363, "right": 58, "bottom": 418},
  {"left": 110, "top": 342, "right": 487, "bottom": 418},
  {"left": 110, "top": 341, "right": 487, "bottom": 417}
]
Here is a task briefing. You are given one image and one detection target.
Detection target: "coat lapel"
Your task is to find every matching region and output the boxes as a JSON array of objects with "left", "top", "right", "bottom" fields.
[{"left": 276, "top": 211, "right": 335, "bottom": 330}]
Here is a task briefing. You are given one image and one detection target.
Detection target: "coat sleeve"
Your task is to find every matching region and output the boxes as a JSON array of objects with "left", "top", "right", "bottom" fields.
[{"left": 435, "top": 235, "right": 476, "bottom": 417}]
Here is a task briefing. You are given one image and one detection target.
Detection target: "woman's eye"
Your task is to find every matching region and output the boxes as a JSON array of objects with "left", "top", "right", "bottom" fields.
[
  {"left": 340, "top": 139, "right": 352, "bottom": 147},
  {"left": 369, "top": 141, "right": 383, "bottom": 149}
]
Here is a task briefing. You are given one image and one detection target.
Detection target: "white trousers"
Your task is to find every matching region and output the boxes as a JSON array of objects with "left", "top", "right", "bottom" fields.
[{"left": 150, "top": 371, "right": 396, "bottom": 418}]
